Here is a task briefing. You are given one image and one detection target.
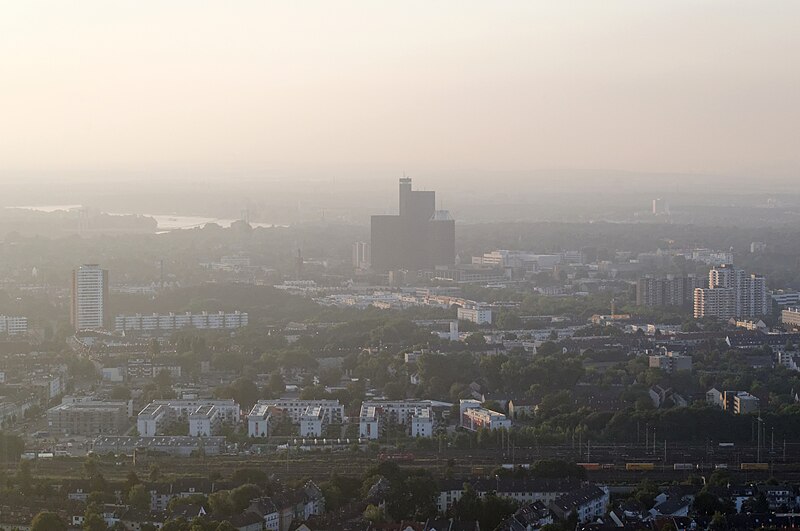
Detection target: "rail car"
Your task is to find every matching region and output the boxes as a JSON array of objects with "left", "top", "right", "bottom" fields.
[
  {"left": 626, "top": 463, "right": 655, "bottom": 471},
  {"left": 740, "top": 463, "right": 769, "bottom": 471},
  {"left": 377, "top": 452, "right": 415, "bottom": 462}
]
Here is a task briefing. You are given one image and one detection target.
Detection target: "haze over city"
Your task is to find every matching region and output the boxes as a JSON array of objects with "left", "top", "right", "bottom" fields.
[
  {"left": 4, "top": 3, "right": 800, "bottom": 531},
  {"left": 2, "top": 1, "right": 799, "bottom": 185}
]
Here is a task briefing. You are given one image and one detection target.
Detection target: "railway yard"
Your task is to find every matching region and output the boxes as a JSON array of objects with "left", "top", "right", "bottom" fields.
[{"left": 7, "top": 440, "right": 800, "bottom": 485}]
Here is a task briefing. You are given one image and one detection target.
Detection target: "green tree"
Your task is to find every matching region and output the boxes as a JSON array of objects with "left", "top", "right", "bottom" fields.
[
  {"left": 31, "top": 512, "right": 68, "bottom": 531},
  {"left": 465, "top": 333, "right": 487, "bottom": 350},
  {"left": 110, "top": 386, "right": 132, "bottom": 400},
  {"left": 208, "top": 491, "right": 234, "bottom": 516},
  {"left": 0, "top": 432, "right": 25, "bottom": 462},
  {"left": 16, "top": 458, "right": 32, "bottom": 494},
  {"left": 155, "top": 369, "right": 172, "bottom": 389},
  {"left": 230, "top": 484, "right": 261, "bottom": 512},
  {"left": 129, "top": 484, "right": 151, "bottom": 510},
  {"left": 125, "top": 470, "right": 141, "bottom": 492},
  {"left": 363, "top": 504, "right": 386, "bottom": 523},
  {"left": 161, "top": 517, "right": 189, "bottom": 531},
  {"left": 83, "top": 509, "right": 108, "bottom": 531}
]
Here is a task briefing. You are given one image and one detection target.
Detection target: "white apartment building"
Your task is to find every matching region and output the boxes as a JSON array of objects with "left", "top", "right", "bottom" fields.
[
  {"left": 782, "top": 308, "right": 800, "bottom": 329},
  {"left": 358, "top": 400, "right": 436, "bottom": 439},
  {"left": 115, "top": 311, "right": 248, "bottom": 333},
  {"left": 459, "top": 399, "right": 511, "bottom": 431},
  {"left": 188, "top": 405, "right": 221, "bottom": 437},
  {"left": 473, "top": 251, "right": 564, "bottom": 271},
  {"left": 299, "top": 406, "right": 326, "bottom": 437},
  {"left": 694, "top": 288, "right": 736, "bottom": 319},
  {"left": 457, "top": 306, "right": 493, "bottom": 325},
  {"left": 696, "top": 265, "right": 768, "bottom": 319},
  {"left": 247, "top": 399, "right": 344, "bottom": 438},
  {"left": 71, "top": 264, "right": 108, "bottom": 330},
  {"left": 137, "top": 399, "right": 240, "bottom": 436},
  {"left": 0, "top": 315, "right": 28, "bottom": 336}
]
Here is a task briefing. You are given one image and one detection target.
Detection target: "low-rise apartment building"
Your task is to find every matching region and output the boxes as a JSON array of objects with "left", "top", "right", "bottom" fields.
[
  {"left": 358, "top": 400, "right": 436, "bottom": 440},
  {"left": 115, "top": 311, "right": 248, "bottom": 334},
  {"left": 247, "top": 399, "right": 344, "bottom": 438},
  {"left": 459, "top": 399, "right": 511, "bottom": 431},
  {"left": 437, "top": 478, "right": 583, "bottom": 514},
  {"left": 550, "top": 486, "right": 610, "bottom": 523},
  {"left": 137, "top": 399, "right": 240, "bottom": 436},
  {"left": 47, "top": 400, "right": 130, "bottom": 435}
]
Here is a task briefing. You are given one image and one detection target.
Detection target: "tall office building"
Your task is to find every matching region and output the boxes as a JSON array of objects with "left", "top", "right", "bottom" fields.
[
  {"left": 370, "top": 178, "right": 455, "bottom": 271},
  {"left": 71, "top": 264, "right": 109, "bottom": 331},
  {"left": 694, "top": 265, "right": 768, "bottom": 319}
]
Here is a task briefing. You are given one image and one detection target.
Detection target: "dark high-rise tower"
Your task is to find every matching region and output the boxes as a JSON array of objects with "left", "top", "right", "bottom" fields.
[{"left": 370, "top": 178, "right": 455, "bottom": 271}]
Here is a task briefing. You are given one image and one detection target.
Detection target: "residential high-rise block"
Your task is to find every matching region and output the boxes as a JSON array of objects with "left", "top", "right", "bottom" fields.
[
  {"left": 694, "top": 265, "right": 768, "bottom": 319},
  {"left": 636, "top": 275, "right": 704, "bottom": 307},
  {"left": 71, "top": 264, "right": 109, "bottom": 331}
]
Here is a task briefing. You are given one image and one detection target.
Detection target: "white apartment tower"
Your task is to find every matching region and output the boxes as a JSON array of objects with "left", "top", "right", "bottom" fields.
[
  {"left": 71, "top": 264, "right": 109, "bottom": 331},
  {"left": 694, "top": 265, "right": 768, "bottom": 319}
]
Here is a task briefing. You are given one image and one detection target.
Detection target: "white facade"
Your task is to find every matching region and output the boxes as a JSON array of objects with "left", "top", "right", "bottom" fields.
[
  {"left": 138, "top": 399, "right": 239, "bottom": 436},
  {"left": 358, "top": 400, "right": 436, "bottom": 439},
  {"left": 188, "top": 405, "right": 221, "bottom": 436},
  {"left": 696, "top": 266, "right": 768, "bottom": 319},
  {"left": 247, "top": 399, "right": 344, "bottom": 437},
  {"left": 0, "top": 316, "right": 28, "bottom": 336},
  {"left": 72, "top": 264, "right": 108, "bottom": 330},
  {"left": 457, "top": 306, "right": 493, "bottom": 325},
  {"left": 694, "top": 287, "right": 736, "bottom": 319},
  {"left": 459, "top": 399, "right": 511, "bottom": 431},
  {"left": 299, "top": 406, "right": 325, "bottom": 437},
  {"left": 411, "top": 408, "right": 433, "bottom": 437},
  {"left": 115, "top": 311, "right": 248, "bottom": 333}
]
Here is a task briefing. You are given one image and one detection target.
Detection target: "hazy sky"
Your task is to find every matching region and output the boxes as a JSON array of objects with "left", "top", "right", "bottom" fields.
[{"left": 1, "top": 1, "right": 798, "bottom": 180}]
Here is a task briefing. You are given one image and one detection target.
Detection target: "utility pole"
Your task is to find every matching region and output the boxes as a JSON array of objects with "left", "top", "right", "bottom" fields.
[{"left": 757, "top": 416, "right": 762, "bottom": 463}]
